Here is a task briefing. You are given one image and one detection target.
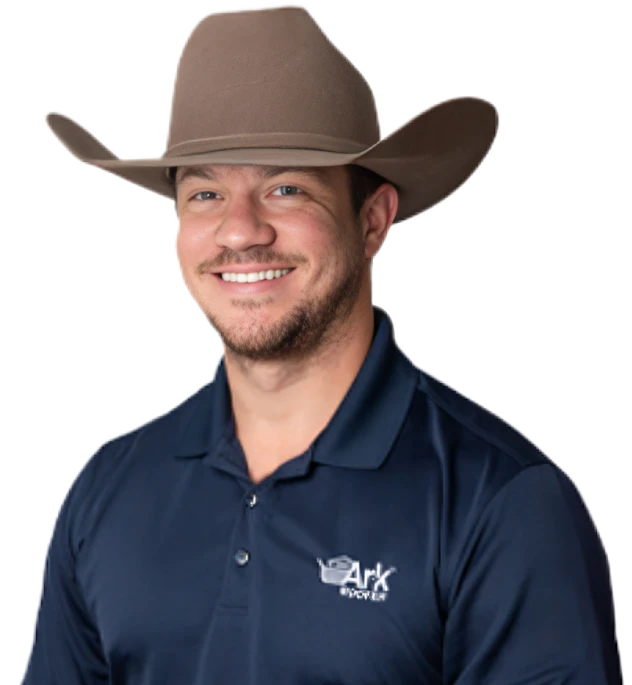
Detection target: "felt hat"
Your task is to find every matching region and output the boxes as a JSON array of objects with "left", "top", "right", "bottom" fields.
[{"left": 46, "top": 6, "right": 498, "bottom": 222}]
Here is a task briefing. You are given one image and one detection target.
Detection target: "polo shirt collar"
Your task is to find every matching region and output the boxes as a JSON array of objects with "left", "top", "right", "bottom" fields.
[{"left": 173, "top": 306, "right": 419, "bottom": 470}]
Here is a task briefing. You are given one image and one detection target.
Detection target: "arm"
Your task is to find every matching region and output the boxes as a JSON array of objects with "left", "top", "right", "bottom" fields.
[
  {"left": 443, "top": 463, "right": 623, "bottom": 684},
  {"left": 20, "top": 476, "right": 109, "bottom": 683}
]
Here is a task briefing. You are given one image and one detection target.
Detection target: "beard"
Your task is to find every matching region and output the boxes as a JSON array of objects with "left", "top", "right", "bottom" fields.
[{"left": 204, "top": 229, "right": 366, "bottom": 363}]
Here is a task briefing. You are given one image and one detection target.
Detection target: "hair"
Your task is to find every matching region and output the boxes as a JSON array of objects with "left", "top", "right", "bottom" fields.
[
  {"left": 346, "top": 164, "right": 392, "bottom": 219},
  {"left": 166, "top": 164, "right": 391, "bottom": 219}
]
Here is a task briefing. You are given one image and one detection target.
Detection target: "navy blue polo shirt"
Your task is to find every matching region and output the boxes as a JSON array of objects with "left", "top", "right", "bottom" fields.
[{"left": 21, "top": 306, "right": 622, "bottom": 684}]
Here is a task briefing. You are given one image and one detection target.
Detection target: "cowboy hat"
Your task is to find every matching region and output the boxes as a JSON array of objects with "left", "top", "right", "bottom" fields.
[{"left": 46, "top": 6, "right": 498, "bottom": 223}]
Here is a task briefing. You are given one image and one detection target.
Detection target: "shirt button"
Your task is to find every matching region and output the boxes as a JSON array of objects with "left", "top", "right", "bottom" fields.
[
  {"left": 245, "top": 492, "right": 258, "bottom": 508},
  {"left": 234, "top": 549, "right": 250, "bottom": 566}
]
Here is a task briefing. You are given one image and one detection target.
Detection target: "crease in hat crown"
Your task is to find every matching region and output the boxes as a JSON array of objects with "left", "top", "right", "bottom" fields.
[{"left": 164, "top": 6, "right": 381, "bottom": 157}]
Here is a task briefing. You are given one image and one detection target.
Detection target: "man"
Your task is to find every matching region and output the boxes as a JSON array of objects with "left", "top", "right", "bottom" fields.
[
  {"left": 170, "top": 160, "right": 398, "bottom": 486},
  {"left": 22, "top": 6, "right": 623, "bottom": 684}
]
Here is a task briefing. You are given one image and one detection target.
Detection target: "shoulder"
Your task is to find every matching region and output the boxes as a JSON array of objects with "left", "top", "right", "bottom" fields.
[
  {"left": 414, "top": 367, "right": 550, "bottom": 470},
  {"left": 404, "top": 366, "right": 598, "bottom": 606},
  {"left": 404, "top": 364, "right": 565, "bottom": 541},
  {"left": 81, "top": 379, "right": 211, "bottom": 478},
  {"left": 59, "top": 381, "right": 213, "bottom": 553},
  {"left": 404, "top": 364, "right": 556, "bottom": 503}
]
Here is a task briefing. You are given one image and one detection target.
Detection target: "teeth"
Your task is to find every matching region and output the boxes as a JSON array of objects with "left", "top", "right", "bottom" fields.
[{"left": 221, "top": 268, "right": 292, "bottom": 283}]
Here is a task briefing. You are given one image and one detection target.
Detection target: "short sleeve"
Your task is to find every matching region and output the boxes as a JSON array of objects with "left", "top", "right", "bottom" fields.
[
  {"left": 443, "top": 462, "right": 623, "bottom": 684},
  {"left": 20, "top": 468, "right": 109, "bottom": 684}
]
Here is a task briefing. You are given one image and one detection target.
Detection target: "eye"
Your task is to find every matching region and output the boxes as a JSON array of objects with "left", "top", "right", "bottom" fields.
[
  {"left": 191, "top": 185, "right": 305, "bottom": 202},
  {"left": 272, "top": 185, "right": 304, "bottom": 196},
  {"left": 191, "top": 190, "right": 217, "bottom": 202}
]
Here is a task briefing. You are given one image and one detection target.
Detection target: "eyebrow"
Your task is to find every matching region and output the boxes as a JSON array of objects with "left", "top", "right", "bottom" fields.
[{"left": 174, "top": 165, "right": 330, "bottom": 188}]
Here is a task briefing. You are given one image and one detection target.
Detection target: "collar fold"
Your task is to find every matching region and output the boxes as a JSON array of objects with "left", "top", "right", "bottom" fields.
[{"left": 172, "top": 306, "right": 419, "bottom": 470}]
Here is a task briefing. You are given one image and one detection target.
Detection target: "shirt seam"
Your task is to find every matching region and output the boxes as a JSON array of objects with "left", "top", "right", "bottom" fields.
[
  {"left": 445, "top": 461, "right": 554, "bottom": 608},
  {"left": 416, "top": 372, "right": 546, "bottom": 469}
]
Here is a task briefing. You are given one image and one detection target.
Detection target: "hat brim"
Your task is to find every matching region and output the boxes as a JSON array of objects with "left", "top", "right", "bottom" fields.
[{"left": 46, "top": 96, "right": 497, "bottom": 223}]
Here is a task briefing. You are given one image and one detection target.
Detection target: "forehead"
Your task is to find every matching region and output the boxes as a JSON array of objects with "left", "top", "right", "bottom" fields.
[{"left": 174, "top": 164, "right": 339, "bottom": 187}]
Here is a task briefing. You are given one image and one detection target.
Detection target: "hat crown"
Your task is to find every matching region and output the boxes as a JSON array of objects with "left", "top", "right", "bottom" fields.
[{"left": 165, "top": 7, "right": 380, "bottom": 156}]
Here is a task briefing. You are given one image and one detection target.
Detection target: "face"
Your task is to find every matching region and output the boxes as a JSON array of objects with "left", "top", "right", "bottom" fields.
[{"left": 175, "top": 164, "right": 387, "bottom": 363}]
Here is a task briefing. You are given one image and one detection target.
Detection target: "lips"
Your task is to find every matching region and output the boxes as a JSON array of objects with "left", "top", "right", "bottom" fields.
[
  {"left": 214, "top": 265, "right": 295, "bottom": 275},
  {"left": 213, "top": 267, "right": 296, "bottom": 293},
  {"left": 214, "top": 266, "right": 296, "bottom": 285}
]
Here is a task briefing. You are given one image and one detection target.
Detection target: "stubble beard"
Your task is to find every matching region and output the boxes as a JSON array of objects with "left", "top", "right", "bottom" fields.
[{"left": 205, "top": 230, "right": 367, "bottom": 363}]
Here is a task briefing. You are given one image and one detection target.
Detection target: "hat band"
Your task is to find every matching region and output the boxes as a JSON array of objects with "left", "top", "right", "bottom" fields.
[{"left": 163, "top": 131, "right": 371, "bottom": 158}]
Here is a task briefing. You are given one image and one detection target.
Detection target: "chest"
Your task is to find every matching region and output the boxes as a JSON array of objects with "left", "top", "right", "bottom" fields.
[{"left": 75, "top": 463, "right": 444, "bottom": 684}]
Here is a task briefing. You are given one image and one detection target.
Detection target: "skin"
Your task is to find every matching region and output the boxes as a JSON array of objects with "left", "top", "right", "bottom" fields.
[{"left": 175, "top": 163, "right": 398, "bottom": 483}]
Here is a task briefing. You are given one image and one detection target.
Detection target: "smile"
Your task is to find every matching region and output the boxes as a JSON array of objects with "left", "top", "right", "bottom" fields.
[
  {"left": 219, "top": 268, "right": 294, "bottom": 283},
  {"left": 214, "top": 268, "right": 296, "bottom": 295}
]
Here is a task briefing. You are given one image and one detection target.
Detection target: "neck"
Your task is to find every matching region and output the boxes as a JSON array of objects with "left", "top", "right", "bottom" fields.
[{"left": 223, "top": 301, "right": 375, "bottom": 467}]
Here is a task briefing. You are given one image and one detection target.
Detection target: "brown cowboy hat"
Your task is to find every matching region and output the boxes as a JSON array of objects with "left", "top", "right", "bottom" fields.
[{"left": 46, "top": 6, "right": 498, "bottom": 223}]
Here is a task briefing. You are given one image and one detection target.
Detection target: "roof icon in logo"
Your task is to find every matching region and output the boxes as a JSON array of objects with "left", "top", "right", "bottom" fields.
[{"left": 317, "top": 555, "right": 354, "bottom": 585}]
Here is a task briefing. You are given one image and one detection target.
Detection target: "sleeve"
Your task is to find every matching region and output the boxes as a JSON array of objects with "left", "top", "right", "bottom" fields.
[
  {"left": 20, "top": 468, "right": 109, "bottom": 684},
  {"left": 443, "top": 462, "right": 623, "bottom": 685}
]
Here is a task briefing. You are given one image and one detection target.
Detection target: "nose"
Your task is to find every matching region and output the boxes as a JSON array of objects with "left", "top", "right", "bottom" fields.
[{"left": 214, "top": 191, "right": 276, "bottom": 252}]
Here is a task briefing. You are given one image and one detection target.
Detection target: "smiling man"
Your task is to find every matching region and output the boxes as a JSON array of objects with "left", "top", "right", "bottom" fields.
[
  {"left": 172, "top": 162, "right": 396, "bottom": 484},
  {"left": 23, "top": 6, "right": 623, "bottom": 685}
]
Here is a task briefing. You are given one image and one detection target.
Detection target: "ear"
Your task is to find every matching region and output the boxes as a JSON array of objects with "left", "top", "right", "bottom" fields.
[{"left": 361, "top": 183, "right": 399, "bottom": 259}]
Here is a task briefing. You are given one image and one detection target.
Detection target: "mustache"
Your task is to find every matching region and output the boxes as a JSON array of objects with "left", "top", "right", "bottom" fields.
[{"left": 198, "top": 249, "right": 307, "bottom": 274}]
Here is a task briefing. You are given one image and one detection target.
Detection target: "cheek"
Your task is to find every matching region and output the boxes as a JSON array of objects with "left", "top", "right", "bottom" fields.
[
  {"left": 176, "top": 219, "right": 212, "bottom": 266},
  {"left": 175, "top": 229, "right": 191, "bottom": 265},
  {"left": 175, "top": 236, "right": 192, "bottom": 282}
]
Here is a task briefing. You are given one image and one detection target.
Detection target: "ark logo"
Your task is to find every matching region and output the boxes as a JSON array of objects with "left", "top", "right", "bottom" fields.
[{"left": 316, "top": 554, "right": 397, "bottom": 602}]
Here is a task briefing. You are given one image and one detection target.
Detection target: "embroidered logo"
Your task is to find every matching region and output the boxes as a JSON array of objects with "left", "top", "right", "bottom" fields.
[{"left": 316, "top": 554, "right": 397, "bottom": 602}]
